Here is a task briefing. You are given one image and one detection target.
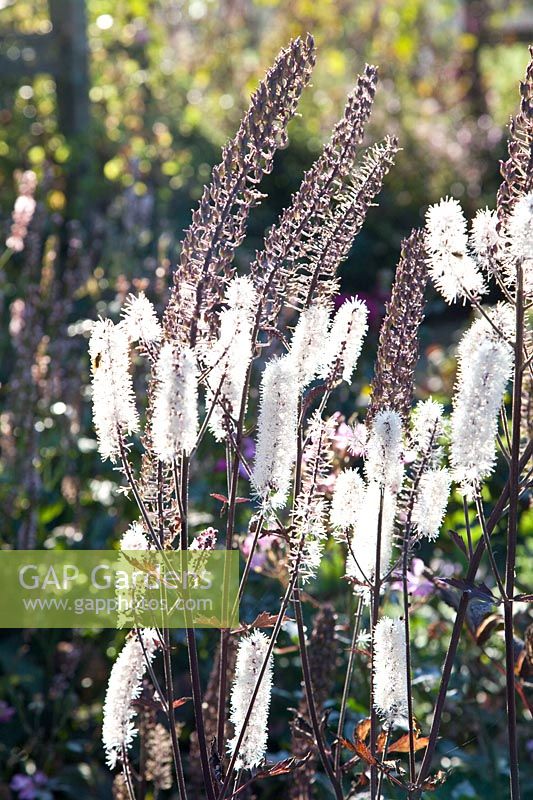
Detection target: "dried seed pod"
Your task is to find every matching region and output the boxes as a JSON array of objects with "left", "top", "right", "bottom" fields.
[
  {"left": 368, "top": 229, "right": 427, "bottom": 423},
  {"left": 497, "top": 48, "right": 533, "bottom": 224}
]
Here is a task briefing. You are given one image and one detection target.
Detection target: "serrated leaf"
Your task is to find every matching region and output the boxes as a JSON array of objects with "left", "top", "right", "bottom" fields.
[{"left": 232, "top": 610, "right": 294, "bottom": 634}]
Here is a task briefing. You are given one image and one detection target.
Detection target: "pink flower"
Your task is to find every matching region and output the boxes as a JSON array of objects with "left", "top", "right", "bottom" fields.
[
  {"left": 392, "top": 557, "right": 434, "bottom": 598},
  {"left": 329, "top": 412, "right": 367, "bottom": 459},
  {"left": 241, "top": 532, "right": 276, "bottom": 570}
]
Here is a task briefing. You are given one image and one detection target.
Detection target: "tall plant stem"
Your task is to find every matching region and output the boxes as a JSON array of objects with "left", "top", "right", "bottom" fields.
[
  {"left": 504, "top": 265, "right": 524, "bottom": 800},
  {"left": 474, "top": 494, "right": 507, "bottom": 600},
  {"left": 137, "top": 463, "right": 188, "bottom": 800},
  {"left": 162, "top": 628, "right": 188, "bottom": 800},
  {"left": 217, "top": 532, "right": 309, "bottom": 800},
  {"left": 293, "top": 583, "right": 344, "bottom": 800},
  {"left": 402, "top": 527, "right": 416, "bottom": 793},
  {"left": 120, "top": 750, "right": 136, "bottom": 800},
  {"left": 177, "top": 456, "right": 216, "bottom": 800},
  {"left": 376, "top": 727, "right": 392, "bottom": 800},
  {"left": 216, "top": 363, "right": 253, "bottom": 756},
  {"left": 370, "top": 489, "right": 385, "bottom": 799},
  {"left": 334, "top": 595, "right": 364, "bottom": 777},
  {"left": 118, "top": 436, "right": 161, "bottom": 552},
  {"left": 216, "top": 442, "right": 241, "bottom": 753},
  {"left": 415, "top": 440, "right": 533, "bottom": 794},
  {"left": 463, "top": 497, "right": 473, "bottom": 559}
]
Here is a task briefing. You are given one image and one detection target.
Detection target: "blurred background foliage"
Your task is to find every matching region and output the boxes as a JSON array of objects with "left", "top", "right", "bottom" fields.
[{"left": 0, "top": 1, "right": 532, "bottom": 799}]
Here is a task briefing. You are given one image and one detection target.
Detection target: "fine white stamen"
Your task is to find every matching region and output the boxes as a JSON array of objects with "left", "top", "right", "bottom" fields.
[
  {"left": 228, "top": 630, "right": 273, "bottom": 770},
  {"left": 505, "top": 192, "right": 533, "bottom": 293},
  {"left": 373, "top": 617, "right": 408, "bottom": 726},
  {"left": 365, "top": 409, "right": 404, "bottom": 493},
  {"left": 120, "top": 521, "right": 150, "bottom": 551},
  {"left": 121, "top": 292, "right": 163, "bottom": 345},
  {"left": 152, "top": 343, "right": 198, "bottom": 462},
  {"left": 291, "top": 413, "right": 334, "bottom": 583},
  {"left": 89, "top": 319, "right": 139, "bottom": 462},
  {"left": 253, "top": 356, "right": 299, "bottom": 508},
  {"left": 425, "top": 197, "right": 486, "bottom": 303},
  {"left": 450, "top": 320, "right": 513, "bottom": 496},
  {"left": 469, "top": 208, "right": 502, "bottom": 277},
  {"left": 289, "top": 303, "right": 331, "bottom": 387},
  {"left": 330, "top": 468, "right": 365, "bottom": 536},
  {"left": 205, "top": 276, "right": 257, "bottom": 440},
  {"left": 321, "top": 297, "right": 369, "bottom": 383},
  {"left": 412, "top": 467, "right": 451, "bottom": 540},
  {"left": 410, "top": 399, "right": 446, "bottom": 467},
  {"left": 102, "top": 630, "right": 160, "bottom": 768},
  {"left": 346, "top": 481, "right": 396, "bottom": 600},
  {"left": 507, "top": 192, "right": 533, "bottom": 263}
]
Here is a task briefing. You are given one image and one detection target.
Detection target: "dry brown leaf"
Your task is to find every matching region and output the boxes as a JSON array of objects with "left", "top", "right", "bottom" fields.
[
  {"left": 172, "top": 697, "right": 191, "bottom": 709},
  {"left": 355, "top": 717, "right": 371, "bottom": 742},
  {"left": 421, "top": 770, "right": 447, "bottom": 790},
  {"left": 231, "top": 610, "right": 294, "bottom": 634},
  {"left": 255, "top": 754, "right": 311, "bottom": 779},
  {"left": 337, "top": 735, "right": 358, "bottom": 753},
  {"left": 352, "top": 739, "right": 378, "bottom": 767},
  {"left": 387, "top": 733, "right": 430, "bottom": 754}
]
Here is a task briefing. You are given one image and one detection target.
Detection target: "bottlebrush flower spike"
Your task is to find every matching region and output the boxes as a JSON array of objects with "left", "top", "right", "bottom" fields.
[
  {"left": 467, "top": 302, "right": 515, "bottom": 346},
  {"left": 204, "top": 276, "right": 257, "bottom": 440},
  {"left": 365, "top": 409, "right": 404, "bottom": 493},
  {"left": 253, "top": 356, "right": 299, "bottom": 508},
  {"left": 507, "top": 192, "right": 533, "bottom": 261},
  {"left": 285, "top": 138, "right": 399, "bottom": 314},
  {"left": 321, "top": 297, "right": 369, "bottom": 383},
  {"left": 470, "top": 208, "right": 503, "bottom": 277},
  {"left": 121, "top": 292, "right": 162, "bottom": 345},
  {"left": 120, "top": 521, "right": 150, "bottom": 551},
  {"left": 412, "top": 467, "right": 451, "bottom": 540},
  {"left": 450, "top": 320, "right": 513, "bottom": 496},
  {"left": 289, "top": 303, "right": 331, "bottom": 387},
  {"left": 152, "top": 343, "right": 198, "bottom": 462},
  {"left": 228, "top": 630, "right": 273, "bottom": 770},
  {"left": 346, "top": 480, "right": 396, "bottom": 600},
  {"left": 506, "top": 192, "right": 533, "bottom": 293},
  {"left": 102, "top": 629, "right": 160, "bottom": 768},
  {"left": 410, "top": 398, "right": 446, "bottom": 468},
  {"left": 291, "top": 413, "right": 334, "bottom": 583},
  {"left": 425, "top": 197, "right": 486, "bottom": 303},
  {"left": 373, "top": 617, "right": 408, "bottom": 725},
  {"left": 330, "top": 468, "right": 365, "bottom": 536},
  {"left": 89, "top": 319, "right": 139, "bottom": 462}
]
